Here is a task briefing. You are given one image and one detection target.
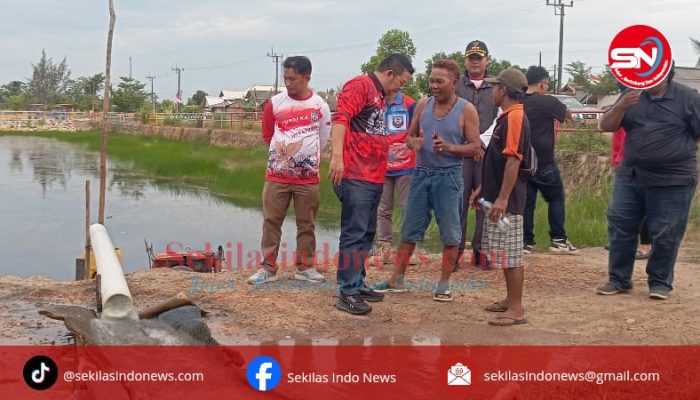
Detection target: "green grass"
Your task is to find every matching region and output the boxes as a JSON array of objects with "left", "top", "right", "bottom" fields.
[{"left": 2, "top": 130, "right": 696, "bottom": 247}]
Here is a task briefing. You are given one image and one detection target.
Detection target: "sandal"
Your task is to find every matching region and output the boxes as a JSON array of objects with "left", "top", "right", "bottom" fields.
[
  {"left": 635, "top": 250, "right": 651, "bottom": 260},
  {"left": 372, "top": 280, "right": 408, "bottom": 293},
  {"left": 488, "top": 315, "right": 527, "bottom": 326},
  {"left": 485, "top": 302, "right": 508, "bottom": 313},
  {"left": 433, "top": 290, "right": 454, "bottom": 302}
]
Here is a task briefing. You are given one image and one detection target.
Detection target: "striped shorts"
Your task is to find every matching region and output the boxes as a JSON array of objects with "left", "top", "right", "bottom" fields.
[{"left": 481, "top": 213, "right": 524, "bottom": 269}]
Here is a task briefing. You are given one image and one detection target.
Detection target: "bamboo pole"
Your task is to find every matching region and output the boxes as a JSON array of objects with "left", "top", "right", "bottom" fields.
[{"left": 99, "top": 0, "right": 116, "bottom": 224}]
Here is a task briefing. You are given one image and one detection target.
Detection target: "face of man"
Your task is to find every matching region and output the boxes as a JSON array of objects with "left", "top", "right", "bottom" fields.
[
  {"left": 491, "top": 83, "right": 505, "bottom": 107},
  {"left": 385, "top": 69, "right": 412, "bottom": 95},
  {"left": 283, "top": 68, "right": 310, "bottom": 97},
  {"left": 465, "top": 54, "right": 489, "bottom": 79},
  {"left": 429, "top": 68, "right": 457, "bottom": 101}
]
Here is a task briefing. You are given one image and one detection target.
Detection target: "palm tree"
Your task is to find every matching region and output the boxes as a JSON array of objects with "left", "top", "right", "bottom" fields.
[{"left": 692, "top": 38, "right": 700, "bottom": 67}]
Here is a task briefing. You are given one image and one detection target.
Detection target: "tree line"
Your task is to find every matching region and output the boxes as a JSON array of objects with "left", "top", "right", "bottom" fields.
[{"left": 0, "top": 49, "right": 208, "bottom": 113}]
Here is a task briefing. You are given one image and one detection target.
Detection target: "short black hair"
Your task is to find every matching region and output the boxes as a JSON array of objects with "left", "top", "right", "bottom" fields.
[
  {"left": 526, "top": 66, "right": 549, "bottom": 85},
  {"left": 283, "top": 56, "right": 312, "bottom": 76},
  {"left": 376, "top": 54, "right": 415, "bottom": 75}
]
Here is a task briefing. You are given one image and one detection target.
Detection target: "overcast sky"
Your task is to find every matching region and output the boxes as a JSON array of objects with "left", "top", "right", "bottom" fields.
[{"left": 1, "top": 0, "right": 698, "bottom": 101}]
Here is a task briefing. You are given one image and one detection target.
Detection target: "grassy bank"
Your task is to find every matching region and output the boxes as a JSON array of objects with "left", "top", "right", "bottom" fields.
[{"left": 2, "top": 130, "right": 697, "bottom": 250}]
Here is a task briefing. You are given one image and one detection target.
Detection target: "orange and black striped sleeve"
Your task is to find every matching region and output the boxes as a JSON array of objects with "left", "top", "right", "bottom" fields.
[{"left": 503, "top": 104, "right": 524, "bottom": 160}]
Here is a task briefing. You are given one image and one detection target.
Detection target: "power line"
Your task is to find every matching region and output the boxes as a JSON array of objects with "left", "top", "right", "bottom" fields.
[
  {"left": 547, "top": 0, "right": 575, "bottom": 94},
  {"left": 267, "top": 47, "right": 282, "bottom": 94},
  {"left": 146, "top": 74, "right": 156, "bottom": 113},
  {"left": 172, "top": 64, "right": 184, "bottom": 112}
]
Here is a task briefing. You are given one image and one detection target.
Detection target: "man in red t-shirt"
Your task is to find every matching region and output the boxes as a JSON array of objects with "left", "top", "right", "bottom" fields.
[{"left": 329, "top": 54, "right": 415, "bottom": 315}]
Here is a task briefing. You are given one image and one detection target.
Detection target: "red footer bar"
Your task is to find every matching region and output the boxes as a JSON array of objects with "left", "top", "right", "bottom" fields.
[{"left": 2, "top": 346, "right": 698, "bottom": 399}]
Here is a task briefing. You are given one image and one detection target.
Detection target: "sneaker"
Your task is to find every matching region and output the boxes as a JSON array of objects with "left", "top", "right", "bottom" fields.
[
  {"left": 649, "top": 287, "right": 670, "bottom": 300},
  {"left": 358, "top": 286, "right": 384, "bottom": 302},
  {"left": 595, "top": 282, "right": 629, "bottom": 295},
  {"left": 336, "top": 293, "right": 372, "bottom": 315},
  {"left": 247, "top": 269, "right": 278, "bottom": 285},
  {"left": 549, "top": 238, "right": 579, "bottom": 254},
  {"left": 523, "top": 244, "right": 535, "bottom": 254},
  {"left": 294, "top": 267, "right": 326, "bottom": 283}
]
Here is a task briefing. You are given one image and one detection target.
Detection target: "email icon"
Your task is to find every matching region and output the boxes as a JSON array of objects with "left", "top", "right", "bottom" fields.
[{"left": 447, "top": 363, "right": 471, "bottom": 386}]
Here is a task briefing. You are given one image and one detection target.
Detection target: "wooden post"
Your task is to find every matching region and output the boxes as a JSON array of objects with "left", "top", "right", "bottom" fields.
[
  {"left": 99, "top": 0, "right": 116, "bottom": 225},
  {"left": 85, "top": 180, "right": 91, "bottom": 280}
]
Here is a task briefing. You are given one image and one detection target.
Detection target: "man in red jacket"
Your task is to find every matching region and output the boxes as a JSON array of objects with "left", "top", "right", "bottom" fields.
[{"left": 329, "top": 54, "right": 415, "bottom": 315}]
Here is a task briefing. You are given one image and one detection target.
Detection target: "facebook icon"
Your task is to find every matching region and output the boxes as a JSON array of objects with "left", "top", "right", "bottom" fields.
[{"left": 246, "top": 356, "right": 282, "bottom": 392}]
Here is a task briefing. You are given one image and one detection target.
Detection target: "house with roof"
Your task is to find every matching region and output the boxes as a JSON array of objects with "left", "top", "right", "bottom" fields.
[{"left": 597, "top": 65, "right": 700, "bottom": 109}]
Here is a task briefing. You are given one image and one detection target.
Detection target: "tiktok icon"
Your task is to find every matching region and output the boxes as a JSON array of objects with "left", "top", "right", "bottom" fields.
[{"left": 23, "top": 355, "right": 58, "bottom": 390}]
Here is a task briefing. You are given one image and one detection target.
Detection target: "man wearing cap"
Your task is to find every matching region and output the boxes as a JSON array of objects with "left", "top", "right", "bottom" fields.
[
  {"left": 456, "top": 40, "right": 500, "bottom": 270},
  {"left": 469, "top": 67, "right": 532, "bottom": 326},
  {"left": 522, "top": 66, "right": 578, "bottom": 255}
]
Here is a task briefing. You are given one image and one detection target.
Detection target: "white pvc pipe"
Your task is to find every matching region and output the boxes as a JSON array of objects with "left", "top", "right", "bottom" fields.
[{"left": 89, "top": 224, "right": 138, "bottom": 320}]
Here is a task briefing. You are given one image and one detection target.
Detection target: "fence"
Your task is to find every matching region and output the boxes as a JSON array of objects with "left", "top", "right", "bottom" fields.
[{"left": 145, "top": 112, "right": 263, "bottom": 129}]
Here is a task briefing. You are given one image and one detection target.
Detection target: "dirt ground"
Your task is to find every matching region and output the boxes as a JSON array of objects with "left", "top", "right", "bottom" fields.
[{"left": 1, "top": 243, "right": 698, "bottom": 346}]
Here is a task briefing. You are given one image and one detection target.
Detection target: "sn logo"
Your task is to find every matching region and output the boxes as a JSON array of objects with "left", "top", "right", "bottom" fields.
[{"left": 610, "top": 37, "right": 663, "bottom": 76}]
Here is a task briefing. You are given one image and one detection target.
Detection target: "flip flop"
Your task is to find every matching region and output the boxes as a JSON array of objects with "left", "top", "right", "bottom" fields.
[
  {"left": 485, "top": 302, "right": 508, "bottom": 313},
  {"left": 433, "top": 290, "right": 453, "bottom": 302},
  {"left": 372, "top": 281, "right": 408, "bottom": 293},
  {"left": 488, "top": 315, "right": 527, "bottom": 326}
]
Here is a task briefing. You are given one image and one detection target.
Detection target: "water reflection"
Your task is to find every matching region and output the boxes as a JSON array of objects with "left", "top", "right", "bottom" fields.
[{"left": 0, "top": 136, "right": 339, "bottom": 281}]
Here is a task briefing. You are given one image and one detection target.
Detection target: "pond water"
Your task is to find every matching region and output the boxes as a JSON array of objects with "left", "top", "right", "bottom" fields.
[{"left": 0, "top": 136, "right": 341, "bottom": 281}]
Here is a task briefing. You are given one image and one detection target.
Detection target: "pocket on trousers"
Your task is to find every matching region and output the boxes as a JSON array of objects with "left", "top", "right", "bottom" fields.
[{"left": 333, "top": 183, "right": 343, "bottom": 202}]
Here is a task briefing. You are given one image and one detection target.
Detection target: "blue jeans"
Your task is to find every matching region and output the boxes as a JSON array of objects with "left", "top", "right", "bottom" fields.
[
  {"left": 334, "top": 179, "right": 383, "bottom": 296},
  {"left": 607, "top": 176, "right": 696, "bottom": 291},
  {"left": 401, "top": 165, "right": 464, "bottom": 245},
  {"left": 523, "top": 162, "right": 567, "bottom": 245}
]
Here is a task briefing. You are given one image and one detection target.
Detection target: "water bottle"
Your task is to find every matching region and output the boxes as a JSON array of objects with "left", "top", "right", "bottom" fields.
[{"left": 477, "top": 198, "right": 510, "bottom": 231}]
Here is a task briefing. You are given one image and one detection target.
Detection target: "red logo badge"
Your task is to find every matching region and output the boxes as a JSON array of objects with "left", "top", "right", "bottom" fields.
[{"left": 608, "top": 25, "right": 672, "bottom": 89}]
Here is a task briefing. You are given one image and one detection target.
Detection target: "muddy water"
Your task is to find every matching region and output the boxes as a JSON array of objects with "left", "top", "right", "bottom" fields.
[{"left": 0, "top": 136, "right": 340, "bottom": 281}]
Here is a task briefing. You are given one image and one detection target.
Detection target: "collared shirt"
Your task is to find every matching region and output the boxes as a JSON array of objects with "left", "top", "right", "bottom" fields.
[
  {"left": 333, "top": 73, "right": 388, "bottom": 183},
  {"left": 456, "top": 74, "right": 499, "bottom": 138},
  {"left": 618, "top": 81, "right": 700, "bottom": 187}
]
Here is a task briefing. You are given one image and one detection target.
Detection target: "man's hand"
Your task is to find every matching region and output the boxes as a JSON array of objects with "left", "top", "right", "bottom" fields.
[
  {"left": 329, "top": 156, "right": 344, "bottom": 185},
  {"left": 489, "top": 197, "right": 508, "bottom": 222},
  {"left": 469, "top": 186, "right": 482, "bottom": 210},
  {"left": 433, "top": 134, "right": 447, "bottom": 154},
  {"left": 410, "top": 129, "right": 425, "bottom": 152},
  {"left": 616, "top": 90, "right": 642, "bottom": 110},
  {"left": 474, "top": 147, "right": 485, "bottom": 163}
]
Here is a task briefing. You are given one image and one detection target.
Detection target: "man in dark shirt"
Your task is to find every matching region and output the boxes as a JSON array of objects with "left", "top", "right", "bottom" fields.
[
  {"left": 470, "top": 67, "right": 531, "bottom": 326},
  {"left": 455, "top": 40, "right": 500, "bottom": 269},
  {"left": 522, "top": 66, "right": 577, "bottom": 254},
  {"left": 596, "top": 67, "right": 700, "bottom": 300}
]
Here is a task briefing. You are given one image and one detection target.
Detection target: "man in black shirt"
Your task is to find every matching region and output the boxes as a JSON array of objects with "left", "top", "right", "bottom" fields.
[
  {"left": 522, "top": 66, "right": 577, "bottom": 254},
  {"left": 596, "top": 67, "right": 700, "bottom": 300}
]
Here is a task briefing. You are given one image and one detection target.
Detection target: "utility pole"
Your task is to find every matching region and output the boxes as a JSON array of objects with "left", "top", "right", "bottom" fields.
[
  {"left": 539, "top": 52, "right": 542, "bottom": 67},
  {"left": 129, "top": 57, "right": 132, "bottom": 79},
  {"left": 267, "top": 47, "right": 281, "bottom": 94},
  {"left": 146, "top": 74, "right": 156, "bottom": 113},
  {"left": 546, "top": 0, "right": 574, "bottom": 94},
  {"left": 172, "top": 65, "right": 183, "bottom": 113}
]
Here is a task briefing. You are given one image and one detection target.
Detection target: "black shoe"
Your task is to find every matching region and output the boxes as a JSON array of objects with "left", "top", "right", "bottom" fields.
[
  {"left": 336, "top": 293, "right": 372, "bottom": 315},
  {"left": 358, "top": 286, "right": 384, "bottom": 302}
]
